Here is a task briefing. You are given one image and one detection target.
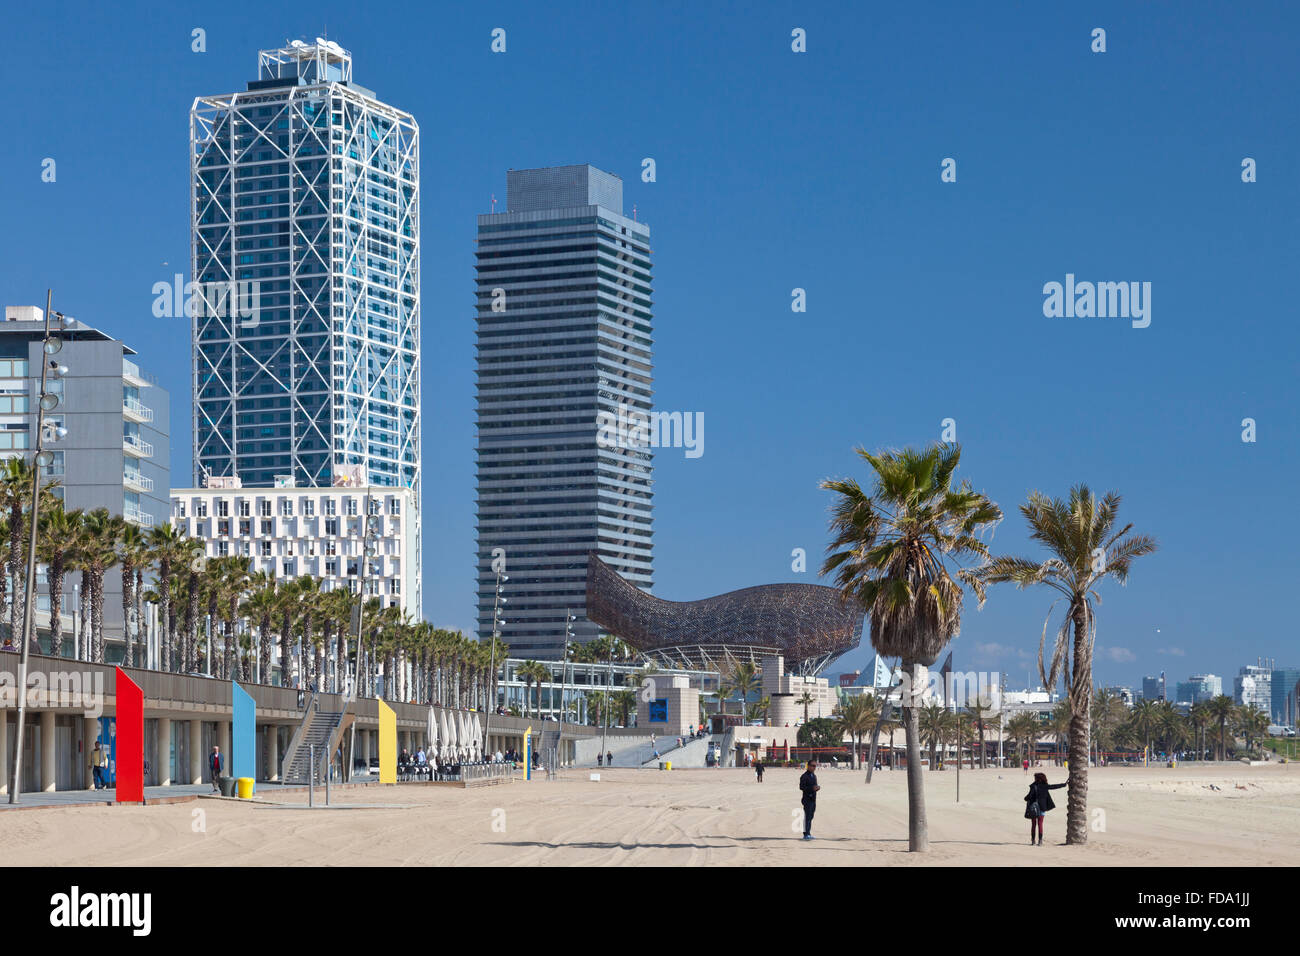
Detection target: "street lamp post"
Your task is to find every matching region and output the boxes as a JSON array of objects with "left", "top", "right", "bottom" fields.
[
  {"left": 561, "top": 610, "right": 575, "bottom": 723},
  {"left": 9, "top": 291, "right": 73, "bottom": 804},
  {"left": 345, "top": 494, "right": 378, "bottom": 782},
  {"left": 482, "top": 567, "right": 507, "bottom": 756}
]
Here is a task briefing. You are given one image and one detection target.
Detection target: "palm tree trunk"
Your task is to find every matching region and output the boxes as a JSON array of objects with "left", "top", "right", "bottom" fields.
[
  {"left": 121, "top": 563, "right": 134, "bottom": 667},
  {"left": 1065, "top": 604, "right": 1091, "bottom": 845},
  {"left": 49, "top": 560, "right": 64, "bottom": 658},
  {"left": 902, "top": 659, "right": 929, "bottom": 852}
]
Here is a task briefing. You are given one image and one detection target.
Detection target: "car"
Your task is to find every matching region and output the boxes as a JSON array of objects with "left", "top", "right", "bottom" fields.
[{"left": 367, "top": 757, "right": 379, "bottom": 775}]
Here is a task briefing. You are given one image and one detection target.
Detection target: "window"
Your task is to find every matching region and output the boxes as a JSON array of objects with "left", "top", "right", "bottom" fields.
[
  {"left": 323, "top": 498, "right": 336, "bottom": 516},
  {"left": 0, "top": 395, "right": 29, "bottom": 414},
  {"left": 325, "top": 560, "right": 337, "bottom": 576},
  {"left": 280, "top": 499, "right": 294, "bottom": 516},
  {"left": 303, "top": 498, "right": 315, "bottom": 516},
  {"left": 368, "top": 497, "right": 381, "bottom": 515},
  {"left": 258, "top": 500, "right": 272, "bottom": 516},
  {"left": 238, "top": 500, "right": 250, "bottom": 517},
  {"left": 195, "top": 499, "right": 208, "bottom": 517},
  {"left": 325, "top": 540, "right": 336, "bottom": 557},
  {"left": 217, "top": 541, "right": 230, "bottom": 557},
  {"left": 389, "top": 578, "right": 400, "bottom": 595},
  {"left": 218, "top": 520, "right": 230, "bottom": 537},
  {"left": 259, "top": 540, "right": 272, "bottom": 557},
  {"left": 345, "top": 497, "right": 358, "bottom": 516},
  {"left": 217, "top": 498, "right": 229, "bottom": 517},
  {"left": 175, "top": 501, "right": 187, "bottom": 518},
  {"left": 0, "top": 359, "right": 29, "bottom": 378},
  {"left": 283, "top": 562, "right": 293, "bottom": 577},
  {"left": 325, "top": 518, "right": 338, "bottom": 536},
  {"left": 260, "top": 520, "right": 272, "bottom": 536},
  {"left": 388, "top": 498, "right": 401, "bottom": 516},
  {"left": 239, "top": 520, "right": 251, "bottom": 536}
]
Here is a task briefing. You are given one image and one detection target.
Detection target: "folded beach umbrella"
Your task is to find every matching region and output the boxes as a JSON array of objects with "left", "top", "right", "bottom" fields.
[
  {"left": 438, "top": 709, "right": 452, "bottom": 758},
  {"left": 426, "top": 706, "right": 437, "bottom": 753}
]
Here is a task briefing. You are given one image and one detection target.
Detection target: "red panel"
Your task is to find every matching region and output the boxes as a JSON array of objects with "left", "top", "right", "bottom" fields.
[{"left": 114, "top": 668, "right": 144, "bottom": 803}]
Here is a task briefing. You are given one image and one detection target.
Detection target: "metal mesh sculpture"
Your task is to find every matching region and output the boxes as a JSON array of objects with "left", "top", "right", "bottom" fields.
[{"left": 585, "top": 552, "right": 863, "bottom": 671}]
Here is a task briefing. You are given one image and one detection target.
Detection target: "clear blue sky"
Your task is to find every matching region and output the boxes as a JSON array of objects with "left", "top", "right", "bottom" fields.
[{"left": 2, "top": 1, "right": 1295, "bottom": 690}]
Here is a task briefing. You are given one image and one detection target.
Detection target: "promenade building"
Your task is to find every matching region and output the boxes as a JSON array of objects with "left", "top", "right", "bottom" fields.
[
  {"left": 475, "top": 165, "right": 653, "bottom": 658},
  {"left": 171, "top": 479, "right": 418, "bottom": 617},
  {"left": 189, "top": 40, "right": 421, "bottom": 590},
  {"left": 1, "top": 306, "right": 170, "bottom": 656},
  {"left": 1272, "top": 665, "right": 1300, "bottom": 726}
]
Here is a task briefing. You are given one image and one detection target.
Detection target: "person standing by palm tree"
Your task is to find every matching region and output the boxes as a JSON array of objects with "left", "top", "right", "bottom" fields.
[
  {"left": 975, "top": 486, "right": 1156, "bottom": 846},
  {"left": 822, "top": 443, "right": 1002, "bottom": 853},
  {"left": 1024, "top": 772, "right": 1067, "bottom": 845}
]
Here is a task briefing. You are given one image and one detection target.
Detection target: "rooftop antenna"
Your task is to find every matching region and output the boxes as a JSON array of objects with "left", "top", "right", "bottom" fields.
[
  {"left": 632, "top": 204, "right": 637, "bottom": 221},
  {"left": 491, "top": 193, "right": 497, "bottom": 213}
]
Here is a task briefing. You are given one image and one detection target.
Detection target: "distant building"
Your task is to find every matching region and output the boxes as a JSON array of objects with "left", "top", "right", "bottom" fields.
[
  {"left": 1234, "top": 663, "right": 1272, "bottom": 714},
  {"left": 1175, "top": 674, "right": 1222, "bottom": 706},
  {"left": 1272, "top": 666, "right": 1300, "bottom": 726},
  {"left": 2, "top": 305, "right": 170, "bottom": 657},
  {"left": 1102, "top": 685, "right": 1134, "bottom": 707},
  {"left": 1141, "top": 675, "right": 1166, "bottom": 701}
]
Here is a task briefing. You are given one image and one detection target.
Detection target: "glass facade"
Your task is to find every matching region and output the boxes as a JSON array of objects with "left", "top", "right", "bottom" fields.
[{"left": 190, "top": 42, "right": 420, "bottom": 499}]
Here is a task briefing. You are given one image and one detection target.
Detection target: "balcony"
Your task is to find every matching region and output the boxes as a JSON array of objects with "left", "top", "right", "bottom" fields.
[
  {"left": 123, "top": 433, "right": 153, "bottom": 458},
  {"left": 123, "top": 469, "right": 154, "bottom": 493},
  {"left": 123, "top": 504, "right": 155, "bottom": 529},
  {"left": 122, "top": 397, "right": 154, "bottom": 423},
  {"left": 122, "top": 360, "right": 149, "bottom": 387}
]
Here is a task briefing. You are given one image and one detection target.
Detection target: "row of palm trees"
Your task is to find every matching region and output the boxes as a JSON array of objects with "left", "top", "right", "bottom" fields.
[
  {"left": 3, "top": 460, "right": 507, "bottom": 708},
  {"left": 822, "top": 442, "right": 1158, "bottom": 850}
]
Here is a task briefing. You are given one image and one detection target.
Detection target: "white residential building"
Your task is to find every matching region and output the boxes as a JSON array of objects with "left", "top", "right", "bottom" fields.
[{"left": 170, "top": 479, "right": 419, "bottom": 614}]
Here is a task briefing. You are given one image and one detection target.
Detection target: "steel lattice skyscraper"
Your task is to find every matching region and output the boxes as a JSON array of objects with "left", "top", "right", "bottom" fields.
[
  {"left": 190, "top": 41, "right": 420, "bottom": 502},
  {"left": 475, "top": 165, "right": 653, "bottom": 658}
]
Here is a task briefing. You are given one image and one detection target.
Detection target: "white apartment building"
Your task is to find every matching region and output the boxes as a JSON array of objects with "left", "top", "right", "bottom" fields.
[{"left": 170, "top": 478, "right": 419, "bottom": 614}]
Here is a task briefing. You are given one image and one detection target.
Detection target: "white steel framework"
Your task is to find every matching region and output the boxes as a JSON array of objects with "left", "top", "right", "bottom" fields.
[{"left": 189, "top": 42, "right": 421, "bottom": 505}]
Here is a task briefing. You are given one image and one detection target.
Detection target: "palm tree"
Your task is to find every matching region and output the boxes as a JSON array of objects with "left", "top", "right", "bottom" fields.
[
  {"left": 78, "top": 509, "right": 122, "bottom": 663},
  {"left": 974, "top": 485, "right": 1156, "bottom": 845},
  {"left": 918, "top": 702, "right": 952, "bottom": 770},
  {"left": 822, "top": 442, "right": 1002, "bottom": 852},
  {"left": 1091, "top": 689, "right": 1126, "bottom": 764},
  {"left": 37, "top": 505, "right": 82, "bottom": 658},
  {"left": 1005, "top": 712, "right": 1042, "bottom": 765},
  {"left": 117, "top": 522, "right": 148, "bottom": 666},
  {"left": 1, "top": 456, "right": 60, "bottom": 648},
  {"left": 1206, "top": 695, "right": 1237, "bottom": 760},
  {"left": 725, "top": 660, "right": 761, "bottom": 717},
  {"left": 1130, "top": 698, "right": 1169, "bottom": 761},
  {"left": 835, "top": 693, "right": 880, "bottom": 768},
  {"left": 219, "top": 557, "right": 251, "bottom": 681},
  {"left": 1237, "top": 705, "right": 1270, "bottom": 753},
  {"left": 965, "top": 694, "right": 998, "bottom": 769},
  {"left": 1047, "top": 701, "right": 1072, "bottom": 766},
  {"left": 796, "top": 691, "right": 815, "bottom": 724},
  {"left": 147, "top": 524, "right": 188, "bottom": 672}
]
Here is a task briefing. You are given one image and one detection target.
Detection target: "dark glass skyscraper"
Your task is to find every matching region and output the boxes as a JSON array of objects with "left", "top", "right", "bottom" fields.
[{"left": 475, "top": 165, "right": 653, "bottom": 658}]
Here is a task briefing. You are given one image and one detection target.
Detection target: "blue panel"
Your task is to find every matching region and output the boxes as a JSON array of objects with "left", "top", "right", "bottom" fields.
[{"left": 232, "top": 683, "right": 256, "bottom": 790}]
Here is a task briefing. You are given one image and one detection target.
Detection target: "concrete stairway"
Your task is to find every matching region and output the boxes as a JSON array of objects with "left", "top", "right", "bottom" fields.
[{"left": 280, "top": 705, "right": 346, "bottom": 785}]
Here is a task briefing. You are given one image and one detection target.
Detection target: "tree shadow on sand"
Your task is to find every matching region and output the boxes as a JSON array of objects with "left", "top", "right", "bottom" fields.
[{"left": 492, "top": 841, "right": 732, "bottom": 850}]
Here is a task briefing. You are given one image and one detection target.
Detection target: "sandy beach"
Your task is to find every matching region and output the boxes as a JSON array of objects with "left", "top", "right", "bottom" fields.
[{"left": 4, "top": 763, "right": 1296, "bottom": 867}]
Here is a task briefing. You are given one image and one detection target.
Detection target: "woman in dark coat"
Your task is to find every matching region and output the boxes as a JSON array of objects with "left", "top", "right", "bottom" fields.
[{"left": 1024, "top": 772, "right": 1067, "bottom": 845}]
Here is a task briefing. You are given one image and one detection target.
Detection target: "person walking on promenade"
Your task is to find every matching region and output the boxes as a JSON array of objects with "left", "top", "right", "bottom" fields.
[
  {"left": 798, "top": 759, "right": 820, "bottom": 840},
  {"left": 91, "top": 741, "right": 107, "bottom": 790},
  {"left": 606, "top": 750, "right": 613, "bottom": 767},
  {"left": 209, "top": 745, "right": 224, "bottom": 793},
  {"left": 754, "top": 757, "right": 764, "bottom": 783},
  {"left": 1024, "top": 772, "right": 1067, "bottom": 845}
]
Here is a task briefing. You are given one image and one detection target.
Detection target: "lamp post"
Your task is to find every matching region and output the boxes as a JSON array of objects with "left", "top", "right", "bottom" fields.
[
  {"left": 345, "top": 493, "right": 379, "bottom": 781},
  {"left": 481, "top": 567, "right": 506, "bottom": 756},
  {"left": 560, "top": 610, "right": 575, "bottom": 723},
  {"left": 9, "top": 291, "right": 74, "bottom": 804}
]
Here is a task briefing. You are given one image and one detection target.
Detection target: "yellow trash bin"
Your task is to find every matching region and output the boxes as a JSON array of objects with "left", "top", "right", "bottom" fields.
[
  {"left": 235, "top": 777, "right": 254, "bottom": 799},
  {"left": 664, "top": 761, "right": 672, "bottom": 771}
]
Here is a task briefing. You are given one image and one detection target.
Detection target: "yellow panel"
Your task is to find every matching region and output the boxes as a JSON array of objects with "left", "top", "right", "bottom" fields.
[{"left": 378, "top": 701, "right": 397, "bottom": 784}]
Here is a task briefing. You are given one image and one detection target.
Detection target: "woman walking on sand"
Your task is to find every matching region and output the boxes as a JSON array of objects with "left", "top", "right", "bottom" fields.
[{"left": 1024, "top": 772, "right": 1067, "bottom": 845}]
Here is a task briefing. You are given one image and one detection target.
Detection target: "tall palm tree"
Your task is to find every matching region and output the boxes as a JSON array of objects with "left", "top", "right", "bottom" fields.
[
  {"left": 117, "top": 522, "right": 148, "bottom": 666},
  {"left": 965, "top": 693, "right": 998, "bottom": 769},
  {"left": 974, "top": 485, "right": 1156, "bottom": 846},
  {"left": 1237, "top": 705, "right": 1270, "bottom": 753},
  {"left": 1129, "top": 699, "right": 1163, "bottom": 760},
  {"left": 822, "top": 442, "right": 1002, "bottom": 852},
  {"left": 1, "top": 456, "right": 61, "bottom": 648},
  {"left": 219, "top": 556, "right": 251, "bottom": 680},
  {"left": 1005, "top": 712, "right": 1042, "bottom": 765},
  {"left": 78, "top": 509, "right": 122, "bottom": 663},
  {"left": 244, "top": 573, "right": 277, "bottom": 684},
  {"left": 38, "top": 505, "right": 83, "bottom": 659},
  {"left": 1206, "top": 695, "right": 1237, "bottom": 760},
  {"left": 796, "top": 691, "right": 815, "bottom": 724},
  {"left": 835, "top": 693, "right": 880, "bottom": 768},
  {"left": 1047, "top": 701, "right": 1072, "bottom": 766},
  {"left": 147, "top": 524, "right": 188, "bottom": 672},
  {"left": 918, "top": 702, "right": 953, "bottom": 770}
]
